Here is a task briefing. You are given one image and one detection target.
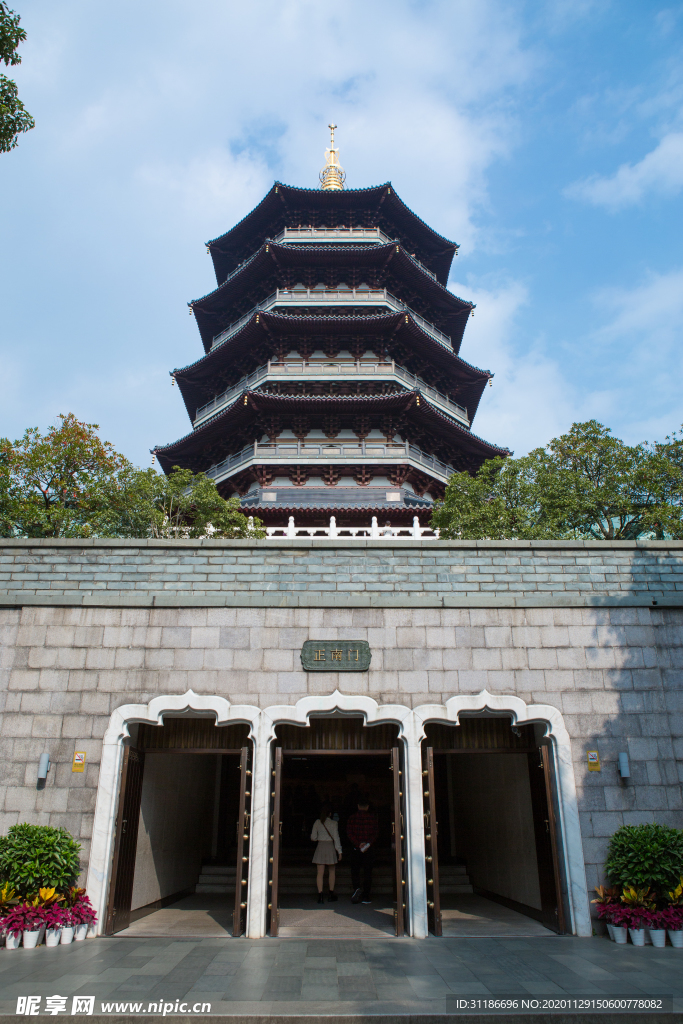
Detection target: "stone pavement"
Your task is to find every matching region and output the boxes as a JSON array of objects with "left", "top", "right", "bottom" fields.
[{"left": 0, "top": 934, "right": 681, "bottom": 1018}]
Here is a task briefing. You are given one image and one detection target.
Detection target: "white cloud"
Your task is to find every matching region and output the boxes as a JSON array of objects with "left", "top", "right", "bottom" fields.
[
  {"left": 451, "top": 279, "right": 588, "bottom": 455},
  {"left": 566, "top": 132, "right": 683, "bottom": 209}
]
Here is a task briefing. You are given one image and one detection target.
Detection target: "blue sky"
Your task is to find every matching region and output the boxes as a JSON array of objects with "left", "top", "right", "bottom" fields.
[{"left": 2, "top": 0, "right": 683, "bottom": 464}]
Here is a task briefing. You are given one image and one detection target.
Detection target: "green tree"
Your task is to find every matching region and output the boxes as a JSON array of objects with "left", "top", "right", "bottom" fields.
[
  {"left": 0, "top": 415, "right": 264, "bottom": 539},
  {"left": 0, "top": 2, "right": 34, "bottom": 153},
  {"left": 0, "top": 413, "right": 128, "bottom": 537},
  {"left": 99, "top": 464, "right": 265, "bottom": 539},
  {"left": 431, "top": 420, "right": 683, "bottom": 540},
  {"left": 0, "top": 824, "right": 81, "bottom": 895},
  {"left": 605, "top": 823, "right": 683, "bottom": 895}
]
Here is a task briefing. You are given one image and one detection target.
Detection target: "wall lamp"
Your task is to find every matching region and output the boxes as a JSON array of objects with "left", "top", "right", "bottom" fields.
[
  {"left": 618, "top": 752, "right": 630, "bottom": 779},
  {"left": 38, "top": 753, "right": 51, "bottom": 781}
]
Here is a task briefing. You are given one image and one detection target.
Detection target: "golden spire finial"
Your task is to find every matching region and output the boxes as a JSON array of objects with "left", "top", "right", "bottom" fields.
[{"left": 320, "top": 122, "right": 345, "bottom": 191}]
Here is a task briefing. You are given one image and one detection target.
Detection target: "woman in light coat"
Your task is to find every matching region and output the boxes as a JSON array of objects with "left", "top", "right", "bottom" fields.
[{"left": 311, "top": 801, "right": 342, "bottom": 903}]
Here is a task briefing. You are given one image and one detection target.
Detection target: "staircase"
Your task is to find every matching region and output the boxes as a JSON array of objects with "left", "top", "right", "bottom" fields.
[
  {"left": 439, "top": 863, "right": 474, "bottom": 894},
  {"left": 195, "top": 863, "right": 237, "bottom": 895},
  {"left": 194, "top": 859, "right": 472, "bottom": 897}
]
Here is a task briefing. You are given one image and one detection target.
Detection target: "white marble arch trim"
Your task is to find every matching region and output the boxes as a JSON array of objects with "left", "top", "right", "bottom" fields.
[
  {"left": 257, "top": 690, "right": 427, "bottom": 938},
  {"left": 86, "top": 690, "right": 261, "bottom": 937},
  {"left": 413, "top": 690, "right": 591, "bottom": 937}
]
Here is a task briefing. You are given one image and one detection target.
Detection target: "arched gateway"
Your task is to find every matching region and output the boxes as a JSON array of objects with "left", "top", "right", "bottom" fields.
[{"left": 88, "top": 689, "right": 591, "bottom": 940}]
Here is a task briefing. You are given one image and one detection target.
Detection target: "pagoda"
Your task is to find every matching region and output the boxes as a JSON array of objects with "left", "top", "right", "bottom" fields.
[{"left": 153, "top": 127, "right": 508, "bottom": 528}]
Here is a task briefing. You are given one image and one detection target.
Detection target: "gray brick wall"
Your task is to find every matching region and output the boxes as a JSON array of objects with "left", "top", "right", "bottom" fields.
[
  {"left": 0, "top": 540, "right": 682, "bottom": 915},
  {"left": 1, "top": 538, "right": 683, "bottom": 606},
  {"left": 1, "top": 601, "right": 682, "bottom": 894}
]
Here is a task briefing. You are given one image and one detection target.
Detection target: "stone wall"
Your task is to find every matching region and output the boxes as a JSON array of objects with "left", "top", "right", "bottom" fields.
[
  {"left": 1, "top": 602, "right": 682, "bottom": 899},
  {"left": 2, "top": 538, "right": 683, "bottom": 606}
]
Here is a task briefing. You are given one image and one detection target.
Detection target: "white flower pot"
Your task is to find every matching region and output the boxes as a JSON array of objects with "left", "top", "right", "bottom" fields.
[
  {"left": 612, "top": 926, "right": 628, "bottom": 944},
  {"left": 60, "top": 926, "right": 74, "bottom": 944},
  {"left": 605, "top": 922, "right": 615, "bottom": 941},
  {"left": 22, "top": 929, "right": 41, "bottom": 949},
  {"left": 668, "top": 929, "right": 683, "bottom": 948},
  {"left": 45, "top": 928, "right": 62, "bottom": 947},
  {"left": 5, "top": 931, "right": 21, "bottom": 950},
  {"left": 74, "top": 923, "right": 88, "bottom": 942},
  {"left": 629, "top": 928, "right": 646, "bottom": 946},
  {"left": 649, "top": 928, "right": 666, "bottom": 948}
]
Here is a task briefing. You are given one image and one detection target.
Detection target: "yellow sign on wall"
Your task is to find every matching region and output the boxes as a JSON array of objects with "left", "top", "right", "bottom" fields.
[
  {"left": 586, "top": 750, "right": 601, "bottom": 772},
  {"left": 72, "top": 751, "right": 86, "bottom": 773}
]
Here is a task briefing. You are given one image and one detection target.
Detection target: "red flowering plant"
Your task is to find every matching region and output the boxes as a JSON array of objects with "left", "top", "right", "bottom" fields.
[
  {"left": 43, "top": 903, "right": 67, "bottom": 930},
  {"left": 2, "top": 903, "right": 46, "bottom": 936},
  {"left": 660, "top": 907, "right": 683, "bottom": 931},
  {"left": 591, "top": 885, "right": 619, "bottom": 923},
  {"left": 617, "top": 886, "right": 655, "bottom": 930},
  {"left": 69, "top": 891, "right": 97, "bottom": 927}
]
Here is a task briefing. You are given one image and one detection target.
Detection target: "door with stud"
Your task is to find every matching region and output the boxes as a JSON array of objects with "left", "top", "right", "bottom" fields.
[
  {"left": 268, "top": 746, "right": 283, "bottom": 937},
  {"left": 105, "top": 747, "right": 145, "bottom": 935},
  {"left": 422, "top": 746, "right": 442, "bottom": 935},
  {"left": 233, "top": 746, "right": 252, "bottom": 936}
]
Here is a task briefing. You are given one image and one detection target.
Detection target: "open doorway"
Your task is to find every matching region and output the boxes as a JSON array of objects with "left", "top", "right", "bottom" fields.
[
  {"left": 423, "top": 716, "right": 567, "bottom": 938},
  {"left": 105, "top": 715, "right": 252, "bottom": 937},
  {"left": 267, "top": 716, "right": 406, "bottom": 938}
]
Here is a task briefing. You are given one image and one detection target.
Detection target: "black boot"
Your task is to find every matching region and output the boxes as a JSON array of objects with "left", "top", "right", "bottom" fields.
[
  {"left": 317, "top": 892, "right": 325, "bottom": 904},
  {"left": 327, "top": 891, "right": 338, "bottom": 902}
]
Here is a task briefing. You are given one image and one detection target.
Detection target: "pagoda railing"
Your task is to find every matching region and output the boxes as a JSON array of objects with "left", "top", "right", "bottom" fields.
[
  {"left": 209, "top": 288, "right": 452, "bottom": 353},
  {"left": 193, "top": 359, "right": 470, "bottom": 427},
  {"left": 273, "top": 226, "right": 392, "bottom": 245},
  {"left": 204, "top": 440, "right": 454, "bottom": 487},
  {"left": 272, "top": 228, "right": 438, "bottom": 279},
  {"left": 265, "top": 516, "right": 440, "bottom": 539}
]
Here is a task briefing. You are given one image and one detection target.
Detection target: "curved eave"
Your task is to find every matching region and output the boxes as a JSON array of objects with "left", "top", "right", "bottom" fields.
[
  {"left": 173, "top": 310, "right": 490, "bottom": 423},
  {"left": 190, "top": 241, "right": 473, "bottom": 352},
  {"left": 206, "top": 182, "right": 457, "bottom": 285},
  {"left": 153, "top": 390, "right": 507, "bottom": 475}
]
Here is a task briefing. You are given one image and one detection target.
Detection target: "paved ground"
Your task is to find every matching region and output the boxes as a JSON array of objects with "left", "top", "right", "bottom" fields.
[
  {"left": 0, "top": 934, "right": 682, "bottom": 1016},
  {"left": 117, "top": 894, "right": 551, "bottom": 941}
]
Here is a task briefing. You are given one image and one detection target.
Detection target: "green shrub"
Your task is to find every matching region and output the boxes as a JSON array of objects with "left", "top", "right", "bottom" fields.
[
  {"left": 605, "top": 823, "right": 683, "bottom": 894},
  {"left": 0, "top": 824, "right": 81, "bottom": 895}
]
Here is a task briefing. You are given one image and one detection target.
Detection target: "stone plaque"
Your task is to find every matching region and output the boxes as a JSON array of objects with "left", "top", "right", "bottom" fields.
[{"left": 301, "top": 640, "right": 371, "bottom": 671}]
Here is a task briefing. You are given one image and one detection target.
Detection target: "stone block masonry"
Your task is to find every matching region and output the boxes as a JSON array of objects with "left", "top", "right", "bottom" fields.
[
  {"left": 0, "top": 538, "right": 681, "bottom": 934},
  {"left": 1, "top": 538, "right": 683, "bottom": 607}
]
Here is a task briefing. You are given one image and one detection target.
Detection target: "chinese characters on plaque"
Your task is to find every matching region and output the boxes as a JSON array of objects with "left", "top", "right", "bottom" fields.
[{"left": 300, "top": 640, "right": 371, "bottom": 672}]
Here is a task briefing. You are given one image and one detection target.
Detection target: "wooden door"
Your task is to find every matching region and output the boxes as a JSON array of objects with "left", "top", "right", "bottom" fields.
[
  {"left": 541, "top": 745, "right": 566, "bottom": 934},
  {"left": 233, "top": 746, "right": 252, "bottom": 937},
  {"left": 391, "top": 746, "right": 405, "bottom": 937},
  {"left": 268, "top": 746, "right": 283, "bottom": 937},
  {"left": 528, "top": 746, "right": 564, "bottom": 933},
  {"left": 105, "top": 747, "right": 145, "bottom": 934},
  {"left": 422, "top": 746, "right": 442, "bottom": 936}
]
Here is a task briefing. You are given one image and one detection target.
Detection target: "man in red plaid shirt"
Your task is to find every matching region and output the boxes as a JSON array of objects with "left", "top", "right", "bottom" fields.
[{"left": 346, "top": 797, "right": 379, "bottom": 904}]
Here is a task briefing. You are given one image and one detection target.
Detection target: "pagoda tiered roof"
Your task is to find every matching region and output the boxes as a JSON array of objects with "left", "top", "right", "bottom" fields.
[
  {"left": 172, "top": 310, "right": 492, "bottom": 424},
  {"left": 190, "top": 241, "right": 473, "bottom": 354},
  {"left": 206, "top": 183, "right": 458, "bottom": 286},
  {"left": 153, "top": 390, "right": 509, "bottom": 478}
]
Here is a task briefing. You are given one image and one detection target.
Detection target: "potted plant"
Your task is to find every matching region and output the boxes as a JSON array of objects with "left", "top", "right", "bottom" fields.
[
  {"left": 70, "top": 891, "right": 97, "bottom": 941},
  {"left": 43, "top": 903, "right": 66, "bottom": 947},
  {"left": 0, "top": 824, "right": 81, "bottom": 900},
  {"left": 620, "top": 885, "right": 655, "bottom": 945},
  {"left": 0, "top": 882, "right": 19, "bottom": 947},
  {"left": 604, "top": 902, "right": 630, "bottom": 944},
  {"left": 591, "top": 886, "right": 619, "bottom": 940},
  {"left": 3, "top": 903, "right": 47, "bottom": 948},
  {"left": 664, "top": 878, "right": 683, "bottom": 948}
]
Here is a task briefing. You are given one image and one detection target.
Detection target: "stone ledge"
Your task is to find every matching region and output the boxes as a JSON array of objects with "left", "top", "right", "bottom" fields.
[
  {"left": 3, "top": 538, "right": 683, "bottom": 550},
  {"left": 0, "top": 590, "right": 680, "bottom": 609}
]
